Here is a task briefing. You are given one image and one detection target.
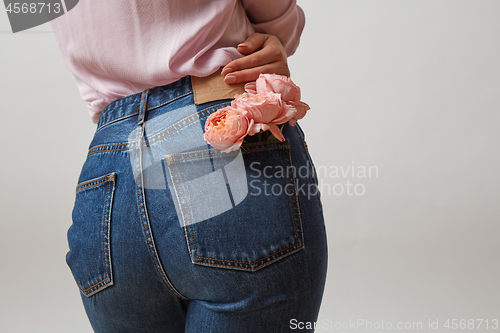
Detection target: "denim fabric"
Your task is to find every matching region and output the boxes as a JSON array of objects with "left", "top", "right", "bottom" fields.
[{"left": 67, "top": 76, "right": 328, "bottom": 332}]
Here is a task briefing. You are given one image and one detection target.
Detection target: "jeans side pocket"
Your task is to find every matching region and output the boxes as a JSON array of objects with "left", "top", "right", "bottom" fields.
[
  {"left": 67, "top": 173, "right": 116, "bottom": 296},
  {"left": 164, "top": 140, "right": 304, "bottom": 272}
]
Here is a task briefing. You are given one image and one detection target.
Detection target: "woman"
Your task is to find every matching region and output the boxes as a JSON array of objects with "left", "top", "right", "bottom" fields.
[{"left": 51, "top": 1, "right": 327, "bottom": 332}]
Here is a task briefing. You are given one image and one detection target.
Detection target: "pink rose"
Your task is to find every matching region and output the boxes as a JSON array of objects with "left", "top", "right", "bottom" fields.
[
  {"left": 204, "top": 74, "right": 310, "bottom": 151},
  {"left": 203, "top": 106, "right": 253, "bottom": 153},
  {"left": 250, "top": 74, "right": 310, "bottom": 126},
  {"left": 255, "top": 73, "right": 301, "bottom": 102},
  {"left": 231, "top": 92, "right": 289, "bottom": 123},
  {"left": 231, "top": 92, "right": 296, "bottom": 141}
]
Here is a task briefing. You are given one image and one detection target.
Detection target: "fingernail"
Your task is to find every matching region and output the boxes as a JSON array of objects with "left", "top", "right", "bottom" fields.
[
  {"left": 221, "top": 67, "right": 232, "bottom": 76},
  {"left": 238, "top": 43, "right": 248, "bottom": 48},
  {"left": 224, "top": 75, "right": 236, "bottom": 84}
]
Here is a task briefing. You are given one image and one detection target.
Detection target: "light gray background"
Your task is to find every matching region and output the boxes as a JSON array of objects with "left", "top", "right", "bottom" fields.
[{"left": 1, "top": 1, "right": 499, "bottom": 332}]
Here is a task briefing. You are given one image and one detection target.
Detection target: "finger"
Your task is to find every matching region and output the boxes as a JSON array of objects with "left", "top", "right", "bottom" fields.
[
  {"left": 223, "top": 62, "right": 290, "bottom": 84},
  {"left": 222, "top": 42, "right": 284, "bottom": 77},
  {"left": 236, "top": 33, "right": 269, "bottom": 55},
  {"left": 222, "top": 49, "right": 267, "bottom": 76},
  {"left": 244, "top": 82, "right": 257, "bottom": 94}
]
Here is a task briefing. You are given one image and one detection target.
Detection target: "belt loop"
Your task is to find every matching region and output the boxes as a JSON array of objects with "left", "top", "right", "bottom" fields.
[{"left": 138, "top": 89, "right": 151, "bottom": 126}]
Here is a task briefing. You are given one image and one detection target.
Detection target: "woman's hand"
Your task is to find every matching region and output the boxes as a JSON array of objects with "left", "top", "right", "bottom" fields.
[{"left": 221, "top": 33, "right": 290, "bottom": 85}]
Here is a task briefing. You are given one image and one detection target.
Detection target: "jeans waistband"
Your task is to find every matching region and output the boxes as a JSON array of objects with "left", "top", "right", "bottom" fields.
[{"left": 96, "top": 76, "right": 193, "bottom": 131}]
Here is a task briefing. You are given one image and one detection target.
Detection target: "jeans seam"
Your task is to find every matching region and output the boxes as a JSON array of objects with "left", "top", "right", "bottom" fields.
[
  {"left": 135, "top": 125, "right": 189, "bottom": 300},
  {"left": 96, "top": 112, "right": 139, "bottom": 133},
  {"left": 145, "top": 102, "right": 229, "bottom": 146},
  {"left": 96, "top": 90, "right": 193, "bottom": 131},
  {"left": 87, "top": 144, "right": 137, "bottom": 157},
  {"left": 285, "top": 141, "right": 302, "bottom": 243},
  {"left": 87, "top": 102, "right": 229, "bottom": 156},
  {"left": 146, "top": 90, "right": 192, "bottom": 111},
  {"left": 293, "top": 126, "right": 322, "bottom": 209},
  {"left": 135, "top": 180, "right": 188, "bottom": 300},
  {"left": 168, "top": 155, "right": 195, "bottom": 258}
]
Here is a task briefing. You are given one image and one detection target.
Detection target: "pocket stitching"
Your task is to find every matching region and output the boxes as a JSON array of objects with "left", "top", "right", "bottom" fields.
[
  {"left": 188, "top": 243, "right": 305, "bottom": 271},
  {"left": 75, "top": 173, "right": 115, "bottom": 192},
  {"left": 72, "top": 173, "right": 115, "bottom": 296},
  {"left": 167, "top": 140, "right": 304, "bottom": 271}
]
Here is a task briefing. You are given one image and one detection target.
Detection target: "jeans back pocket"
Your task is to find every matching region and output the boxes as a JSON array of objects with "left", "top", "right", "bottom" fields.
[
  {"left": 164, "top": 141, "right": 304, "bottom": 271},
  {"left": 67, "top": 173, "right": 116, "bottom": 296}
]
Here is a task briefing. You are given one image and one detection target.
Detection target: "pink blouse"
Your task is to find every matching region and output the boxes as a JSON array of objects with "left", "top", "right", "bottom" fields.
[{"left": 51, "top": 0, "right": 305, "bottom": 123}]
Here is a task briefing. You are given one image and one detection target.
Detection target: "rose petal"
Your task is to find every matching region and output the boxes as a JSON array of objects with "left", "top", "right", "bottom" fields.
[{"left": 272, "top": 102, "right": 297, "bottom": 124}]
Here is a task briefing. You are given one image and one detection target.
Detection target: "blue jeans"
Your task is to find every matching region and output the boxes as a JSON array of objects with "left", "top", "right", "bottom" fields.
[{"left": 68, "top": 76, "right": 328, "bottom": 332}]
